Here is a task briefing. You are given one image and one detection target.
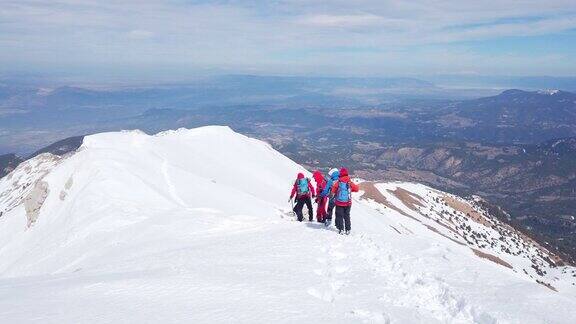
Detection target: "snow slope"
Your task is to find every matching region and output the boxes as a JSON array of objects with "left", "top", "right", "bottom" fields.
[
  {"left": 359, "top": 182, "right": 576, "bottom": 292},
  {"left": 0, "top": 126, "right": 575, "bottom": 323}
]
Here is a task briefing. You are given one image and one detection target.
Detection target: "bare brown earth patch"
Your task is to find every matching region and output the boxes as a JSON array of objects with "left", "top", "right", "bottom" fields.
[
  {"left": 389, "top": 187, "right": 424, "bottom": 211},
  {"left": 391, "top": 187, "right": 463, "bottom": 238},
  {"left": 359, "top": 182, "right": 421, "bottom": 222},
  {"left": 442, "top": 195, "right": 562, "bottom": 265},
  {"left": 360, "top": 182, "right": 567, "bottom": 275},
  {"left": 360, "top": 182, "right": 464, "bottom": 241},
  {"left": 446, "top": 195, "right": 564, "bottom": 266},
  {"left": 471, "top": 248, "right": 513, "bottom": 269},
  {"left": 443, "top": 196, "right": 491, "bottom": 227}
]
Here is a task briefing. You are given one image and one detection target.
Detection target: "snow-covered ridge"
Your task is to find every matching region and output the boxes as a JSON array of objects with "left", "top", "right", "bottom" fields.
[
  {"left": 0, "top": 126, "right": 575, "bottom": 323},
  {"left": 358, "top": 182, "right": 575, "bottom": 291}
]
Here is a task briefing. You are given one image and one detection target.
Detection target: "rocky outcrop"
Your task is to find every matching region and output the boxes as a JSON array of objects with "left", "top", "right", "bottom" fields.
[
  {"left": 0, "top": 154, "right": 61, "bottom": 225},
  {"left": 359, "top": 181, "right": 574, "bottom": 291},
  {"left": 0, "top": 154, "right": 23, "bottom": 178},
  {"left": 24, "top": 180, "right": 49, "bottom": 227}
]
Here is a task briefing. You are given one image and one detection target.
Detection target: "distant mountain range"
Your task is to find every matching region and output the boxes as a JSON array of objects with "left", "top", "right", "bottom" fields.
[
  {"left": 427, "top": 75, "right": 576, "bottom": 92},
  {"left": 441, "top": 89, "right": 576, "bottom": 143},
  {"left": 0, "top": 75, "right": 438, "bottom": 113},
  {"left": 0, "top": 78, "right": 575, "bottom": 262}
]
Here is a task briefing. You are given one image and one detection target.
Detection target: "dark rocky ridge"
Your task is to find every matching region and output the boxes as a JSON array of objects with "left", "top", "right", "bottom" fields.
[
  {"left": 0, "top": 154, "right": 23, "bottom": 178},
  {"left": 28, "top": 135, "right": 85, "bottom": 159}
]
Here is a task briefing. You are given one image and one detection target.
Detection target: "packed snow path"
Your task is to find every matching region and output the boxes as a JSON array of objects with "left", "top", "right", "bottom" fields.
[
  {"left": 0, "top": 127, "right": 574, "bottom": 323},
  {"left": 287, "top": 223, "right": 491, "bottom": 323},
  {"left": 0, "top": 211, "right": 494, "bottom": 323}
]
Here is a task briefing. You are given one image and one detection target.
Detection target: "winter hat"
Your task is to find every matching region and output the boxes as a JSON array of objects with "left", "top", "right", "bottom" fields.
[
  {"left": 328, "top": 168, "right": 339, "bottom": 177},
  {"left": 297, "top": 172, "right": 305, "bottom": 179},
  {"left": 312, "top": 170, "right": 323, "bottom": 182},
  {"left": 339, "top": 168, "right": 349, "bottom": 177}
]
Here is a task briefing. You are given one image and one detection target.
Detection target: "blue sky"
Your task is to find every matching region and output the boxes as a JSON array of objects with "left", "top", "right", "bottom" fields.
[{"left": 1, "top": 0, "right": 576, "bottom": 79}]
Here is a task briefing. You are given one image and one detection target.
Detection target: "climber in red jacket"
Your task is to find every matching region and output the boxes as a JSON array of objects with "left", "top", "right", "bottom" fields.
[
  {"left": 330, "top": 168, "right": 359, "bottom": 234},
  {"left": 312, "top": 170, "right": 327, "bottom": 223},
  {"left": 289, "top": 172, "right": 315, "bottom": 222}
]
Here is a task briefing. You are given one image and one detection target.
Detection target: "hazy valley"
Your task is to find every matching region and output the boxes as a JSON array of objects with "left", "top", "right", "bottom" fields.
[{"left": 1, "top": 75, "right": 576, "bottom": 263}]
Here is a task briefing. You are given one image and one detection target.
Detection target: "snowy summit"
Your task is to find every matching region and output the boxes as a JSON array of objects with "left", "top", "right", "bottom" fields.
[{"left": 0, "top": 126, "right": 575, "bottom": 323}]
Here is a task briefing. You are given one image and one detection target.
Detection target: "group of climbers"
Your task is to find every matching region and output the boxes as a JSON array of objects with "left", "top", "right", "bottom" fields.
[{"left": 289, "top": 167, "right": 359, "bottom": 235}]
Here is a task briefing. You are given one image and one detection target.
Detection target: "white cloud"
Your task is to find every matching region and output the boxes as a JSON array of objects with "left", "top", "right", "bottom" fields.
[
  {"left": 127, "top": 30, "right": 155, "bottom": 40},
  {"left": 297, "top": 14, "right": 384, "bottom": 27},
  {"left": 0, "top": 0, "right": 575, "bottom": 77}
]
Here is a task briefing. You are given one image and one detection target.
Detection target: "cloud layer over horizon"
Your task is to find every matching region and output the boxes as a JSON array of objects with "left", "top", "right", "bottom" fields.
[{"left": 1, "top": 0, "right": 576, "bottom": 79}]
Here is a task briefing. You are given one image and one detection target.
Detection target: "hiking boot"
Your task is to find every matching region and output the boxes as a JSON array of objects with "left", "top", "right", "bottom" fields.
[
  {"left": 338, "top": 230, "right": 343, "bottom": 235},
  {"left": 345, "top": 230, "right": 350, "bottom": 235},
  {"left": 309, "top": 217, "right": 313, "bottom": 222}
]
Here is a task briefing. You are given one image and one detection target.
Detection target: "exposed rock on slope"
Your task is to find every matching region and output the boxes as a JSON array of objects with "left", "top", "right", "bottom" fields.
[
  {"left": 0, "top": 154, "right": 22, "bottom": 178},
  {"left": 359, "top": 181, "right": 575, "bottom": 291},
  {"left": 0, "top": 153, "right": 61, "bottom": 224}
]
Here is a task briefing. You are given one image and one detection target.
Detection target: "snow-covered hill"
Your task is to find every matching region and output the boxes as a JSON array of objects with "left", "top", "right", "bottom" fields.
[
  {"left": 0, "top": 126, "right": 575, "bottom": 323},
  {"left": 359, "top": 182, "right": 575, "bottom": 291}
]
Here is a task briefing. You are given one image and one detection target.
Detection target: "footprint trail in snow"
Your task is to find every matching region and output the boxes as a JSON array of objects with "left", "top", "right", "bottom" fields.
[{"left": 284, "top": 215, "right": 496, "bottom": 323}]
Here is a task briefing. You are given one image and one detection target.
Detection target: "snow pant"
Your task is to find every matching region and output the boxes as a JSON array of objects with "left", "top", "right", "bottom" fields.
[
  {"left": 316, "top": 197, "right": 327, "bottom": 222},
  {"left": 294, "top": 196, "right": 313, "bottom": 222},
  {"left": 335, "top": 205, "right": 351, "bottom": 231},
  {"left": 326, "top": 199, "right": 336, "bottom": 221}
]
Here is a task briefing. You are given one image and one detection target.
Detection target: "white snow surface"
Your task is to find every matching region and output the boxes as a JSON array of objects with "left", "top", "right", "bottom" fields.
[{"left": 0, "top": 126, "right": 575, "bottom": 323}]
